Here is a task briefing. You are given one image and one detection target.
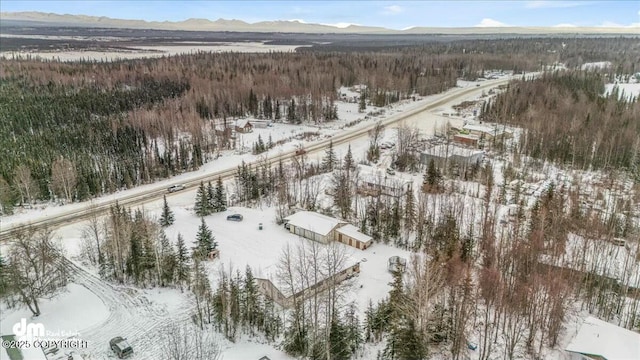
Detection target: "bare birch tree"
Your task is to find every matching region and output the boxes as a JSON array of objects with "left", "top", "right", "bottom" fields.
[
  {"left": 14, "top": 165, "right": 38, "bottom": 204},
  {"left": 51, "top": 156, "right": 77, "bottom": 202},
  {"left": 5, "top": 227, "right": 68, "bottom": 316},
  {"left": 160, "top": 323, "right": 221, "bottom": 360}
]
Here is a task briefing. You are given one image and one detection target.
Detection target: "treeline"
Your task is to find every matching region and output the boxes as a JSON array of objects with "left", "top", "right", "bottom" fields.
[
  {"left": 482, "top": 71, "right": 640, "bottom": 175},
  {"left": 0, "top": 76, "right": 193, "bottom": 213},
  {"left": 306, "top": 37, "right": 640, "bottom": 76},
  {"left": 80, "top": 202, "right": 219, "bottom": 288},
  {"left": 229, "top": 126, "right": 638, "bottom": 358},
  {"left": 0, "top": 41, "right": 566, "bottom": 214}
]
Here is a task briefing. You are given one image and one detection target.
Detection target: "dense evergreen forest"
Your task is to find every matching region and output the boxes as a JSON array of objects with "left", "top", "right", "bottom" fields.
[
  {"left": 482, "top": 71, "right": 640, "bottom": 175},
  {"left": 0, "top": 37, "right": 637, "bottom": 214}
]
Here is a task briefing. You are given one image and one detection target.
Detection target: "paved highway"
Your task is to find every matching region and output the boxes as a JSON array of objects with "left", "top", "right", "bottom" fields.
[{"left": 0, "top": 77, "right": 510, "bottom": 241}]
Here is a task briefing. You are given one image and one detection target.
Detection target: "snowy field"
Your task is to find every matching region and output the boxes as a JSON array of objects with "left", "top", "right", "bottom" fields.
[
  {"left": 0, "top": 283, "right": 109, "bottom": 336},
  {"left": 605, "top": 82, "right": 640, "bottom": 100},
  {"left": 0, "top": 42, "right": 307, "bottom": 62}
]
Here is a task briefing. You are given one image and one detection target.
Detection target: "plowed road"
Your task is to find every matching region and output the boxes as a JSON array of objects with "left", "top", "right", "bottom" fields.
[{"left": 0, "top": 77, "right": 510, "bottom": 240}]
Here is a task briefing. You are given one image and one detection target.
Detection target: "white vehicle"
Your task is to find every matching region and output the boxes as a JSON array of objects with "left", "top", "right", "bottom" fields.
[{"left": 167, "top": 184, "right": 186, "bottom": 193}]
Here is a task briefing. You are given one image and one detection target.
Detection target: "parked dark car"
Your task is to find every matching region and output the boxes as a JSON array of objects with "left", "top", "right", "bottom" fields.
[
  {"left": 226, "top": 214, "right": 243, "bottom": 221},
  {"left": 109, "top": 337, "right": 133, "bottom": 359}
]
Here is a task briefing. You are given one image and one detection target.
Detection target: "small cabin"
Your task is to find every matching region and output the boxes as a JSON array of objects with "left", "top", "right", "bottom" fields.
[{"left": 235, "top": 119, "right": 253, "bottom": 133}]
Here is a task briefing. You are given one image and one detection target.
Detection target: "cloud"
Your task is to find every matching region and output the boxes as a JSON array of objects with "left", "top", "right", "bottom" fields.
[
  {"left": 526, "top": 1, "right": 588, "bottom": 9},
  {"left": 553, "top": 23, "right": 578, "bottom": 27},
  {"left": 475, "top": 18, "right": 509, "bottom": 27},
  {"left": 599, "top": 21, "right": 623, "bottom": 27},
  {"left": 597, "top": 21, "right": 640, "bottom": 28},
  {"left": 383, "top": 5, "right": 403, "bottom": 14}
]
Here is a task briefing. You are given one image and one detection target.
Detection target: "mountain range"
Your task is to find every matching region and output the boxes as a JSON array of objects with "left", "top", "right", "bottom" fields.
[{"left": 1, "top": 11, "right": 638, "bottom": 35}]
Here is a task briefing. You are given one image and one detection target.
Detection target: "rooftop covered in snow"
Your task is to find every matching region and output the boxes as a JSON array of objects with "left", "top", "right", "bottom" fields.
[
  {"left": 463, "top": 123, "right": 508, "bottom": 137},
  {"left": 336, "top": 224, "right": 373, "bottom": 244},
  {"left": 565, "top": 316, "right": 640, "bottom": 360},
  {"left": 284, "top": 211, "right": 346, "bottom": 236},
  {"left": 421, "top": 144, "right": 484, "bottom": 158}
]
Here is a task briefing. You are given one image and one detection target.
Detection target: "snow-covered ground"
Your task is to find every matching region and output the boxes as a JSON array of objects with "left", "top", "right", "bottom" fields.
[
  {"left": 0, "top": 75, "right": 512, "bottom": 231},
  {"left": 0, "top": 42, "right": 308, "bottom": 62},
  {"left": 581, "top": 61, "right": 612, "bottom": 71},
  {"left": 605, "top": 82, "right": 640, "bottom": 100},
  {"left": 0, "top": 283, "right": 109, "bottom": 336},
  {"left": 6, "top": 72, "right": 572, "bottom": 360}
]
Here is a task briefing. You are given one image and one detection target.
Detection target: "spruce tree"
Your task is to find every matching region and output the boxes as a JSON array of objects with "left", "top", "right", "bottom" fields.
[
  {"left": 404, "top": 186, "right": 416, "bottom": 234},
  {"left": 322, "top": 140, "right": 337, "bottom": 172},
  {"left": 287, "top": 98, "right": 296, "bottom": 122},
  {"left": 195, "top": 218, "right": 216, "bottom": 259},
  {"left": 141, "top": 235, "right": 156, "bottom": 285},
  {"left": 329, "top": 317, "right": 352, "bottom": 360},
  {"left": 214, "top": 177, "right": 226, "bottom": 212},
  {"left": 243, "top": 266, "right": 260, "bottom": 329},
  {"left": 384, "top": 270, "right": 409, "bottom": 360},
  {"left": 159, "top": 195, "right": 175, "bottom": 227},
  {"left": 359, "top": 91, "right": 367, "bottom": 112},
  {"left": 424, "top": 159, "right": 442, "bottom": 192},
  {"left": 275, "top": 100, "right": 281, "bottom": 120},
  {"left": 158, "top": 231, "right": 176, "bottom": 287},
  {"left": 343, "top": 144, "right": 356, "bottom": 175},
  {"left": 194, "top": 181, "right": 209, "bottom": 216},
  {"left": 257, "top": 134, "right": 265, "bottom": 153},
  {"left": 344, "top": 304, "right": 363, "bottom": 354},
  {"left": 175, "top": 233, "right": 190, "bottom": 291},
  {"left": 206, "top": 181, "right": 215, "bottom": 214},
  {"left": 395, "top": 320, "right": 426, "bottom": 360},
  {"left": 127, "top": 231, "right": 143, "bottom": 283}
]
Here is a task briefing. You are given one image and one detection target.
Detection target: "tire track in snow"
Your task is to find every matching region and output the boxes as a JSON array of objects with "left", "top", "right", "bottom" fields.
[{"left": 62, "top": 259, "right": 195, "bottom": 359}]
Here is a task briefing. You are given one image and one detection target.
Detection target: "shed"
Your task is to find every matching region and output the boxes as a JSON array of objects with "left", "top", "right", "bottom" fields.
[
  {"left": 256, "top": 261, "right": 361, "bottom": 308},
  {"left": 565, "top": 316, "right": 640, "bottom": 360},
  {"left": 251, "top": 120, "right": 272, "bottom": 128},
  {"left": 453, "top": 133, "right": 480, "bottom": 148},
  {"left": 235, "top": 119, "right": 253, "bottom": 133},
  {"left": 462, "top": 124, "right": 510, "bottom": 140},
  {"left": 357, "top": 165, "right": 410, "bottom": 198},
  {"left": 335, "top": 224, "right": 373, "bottom": 250}
]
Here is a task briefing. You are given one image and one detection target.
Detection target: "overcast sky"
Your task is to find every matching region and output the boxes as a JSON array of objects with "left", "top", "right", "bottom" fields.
[{"left": 3, "top": 1, "right": 639, "bottom": 29}]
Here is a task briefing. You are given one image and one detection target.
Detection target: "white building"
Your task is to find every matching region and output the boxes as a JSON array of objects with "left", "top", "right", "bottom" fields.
[
  {"left": 284, "top": 211, "right": 373, "bottom": 250},
  {"left": 565, "top": 316, "right": 640, "bottom": 360},
  {"left": 256, "top": 260, "right": 361, "bottom": 308},
  {"left": 420, "top": 144, "right": 484, "bottom": 167},
  {"left": 284, "top": 211, "right": 346, "bottom": 244},
  {"left": 462, "top": 123, "right": 509, "bottom": 140},
  {"left": 335, "top": 224, "right": 373, "bottom": 250},
  {"left": 357, "top": 165, "right": 411, "bottom": 198}
]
